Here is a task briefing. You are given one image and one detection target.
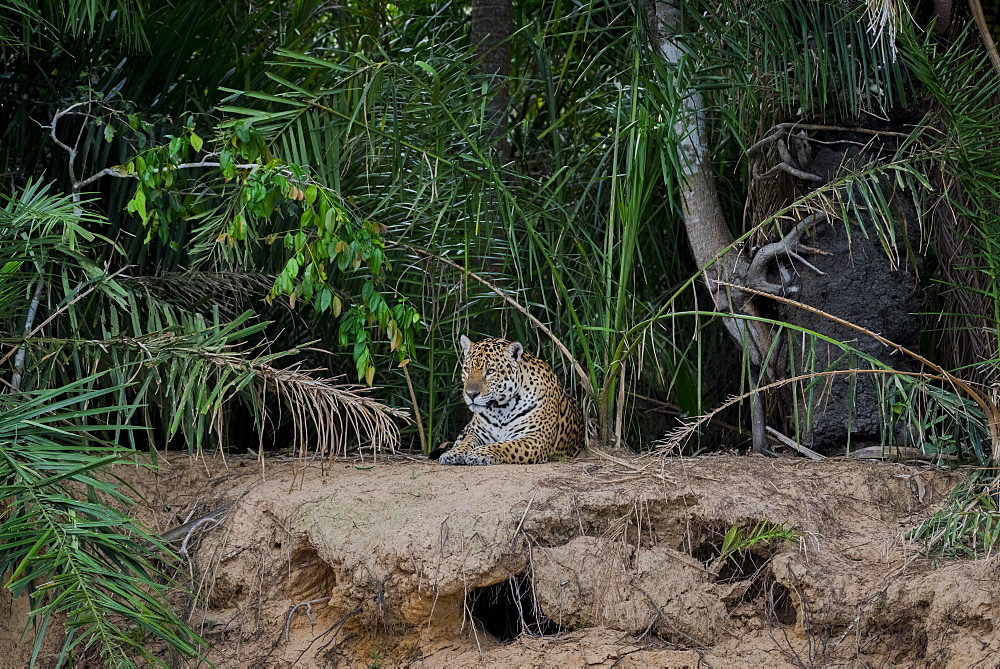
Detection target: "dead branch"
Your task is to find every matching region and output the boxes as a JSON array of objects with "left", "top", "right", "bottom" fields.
[
  {"left": 162, "top": 501, "right": 235, "bottom": 543},
  {"left": 748, "top": 123, "right": 910, "bottom": 156},
  {"left": 755, "top": 161, "right": 823, "bottom": 182},
  {"left": 743, "top": 212, "right": 829, "bottom": 297},
  {"left": 766, "top": 427, "right": 824, "bottom": 460},
  {"left": 178, "top": 516, "right": 224, "bottom": 560},
  {"left": 970, "top": 0, "right": 1000, "bottom": 74},
  {"left": 47, "top": 101, "right": 93, "bottom": 196},
  {"left": 284, "top": 598, "right": 331, "bottom": 642}
]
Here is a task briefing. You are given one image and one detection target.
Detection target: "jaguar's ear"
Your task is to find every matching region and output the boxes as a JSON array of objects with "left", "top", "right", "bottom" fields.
[
  {"left": 507, "top": 341, "right": 524, "bottom": 362},
  {"left": 460, "top": 335, "right": 473, "bottom": 354}
]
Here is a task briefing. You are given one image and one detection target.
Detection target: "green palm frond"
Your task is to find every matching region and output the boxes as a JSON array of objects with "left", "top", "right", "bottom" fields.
[
  {"left": 675, "top": 0, "right": 907, "bottom": 129},
  {"left": 0, "top": 374, "right": 203, "bottom": 667},
  {"left": 900, "top": 26, "right": 1000, "bottom": 385}
]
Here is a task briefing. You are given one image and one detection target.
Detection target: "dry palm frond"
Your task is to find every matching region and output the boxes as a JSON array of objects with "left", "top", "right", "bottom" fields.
[
  {"left": 20, "top": 324, "right": 410, "bottom": 458},
  {"left": 865, "top": 0, "right": 901, "bottom": 54},
  {"left": 127, "top": 271, "right": 276, "bottom": 318},
  {"left": 142, "top": 337, "right": 410, "bottom": 458},
  {"left": 251, "top": 361, "right": 410, "bottom": 459}
]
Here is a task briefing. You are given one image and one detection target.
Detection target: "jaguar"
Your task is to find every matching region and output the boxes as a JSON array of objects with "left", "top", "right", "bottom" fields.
[{"left": 436, "top": 336, "right": 584, "bottom": 465}]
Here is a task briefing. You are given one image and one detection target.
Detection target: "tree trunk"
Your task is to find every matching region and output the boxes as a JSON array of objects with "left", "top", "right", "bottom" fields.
[
  {"left": 470, "top": 0, "right": 512, "bottom": 161},
  {"left": 652, "top": 1, "right": 774, "bottom": 453}
]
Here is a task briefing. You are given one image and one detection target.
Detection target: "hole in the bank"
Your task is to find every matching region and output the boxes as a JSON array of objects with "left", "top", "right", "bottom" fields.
[
  {"left": 768, "top": 581, "right": 797, "bottom": 626},
  {"left": 717, "top": 548, "right": 771, "bottom": 583},
  {"left": 465, "top": 575, "right": 564, "bottom": 643}
]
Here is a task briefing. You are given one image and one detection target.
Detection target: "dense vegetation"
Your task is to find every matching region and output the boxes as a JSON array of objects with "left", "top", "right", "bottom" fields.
[{"left": 2, "top": 0, "right": 1000, "bottom": 664}]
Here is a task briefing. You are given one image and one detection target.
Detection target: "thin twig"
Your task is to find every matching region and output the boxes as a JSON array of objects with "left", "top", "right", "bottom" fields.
[
  {"left": 315, "top": 604, "right": 363, "bottom": 652},
  {"left": 970, "top": 0, "right": 1000, "bottom": 75},
  {"left": 510, "top": 487, "right": 537, "bottom": 550},
  {"left": 75, "top": 160, "right": 265, "bottom": 190},
  {"left": 591, "top": 448, "right": 677, "bottom": 484},
  {"left": 401, "top": 361, "right": 427, "bottom": 453}
]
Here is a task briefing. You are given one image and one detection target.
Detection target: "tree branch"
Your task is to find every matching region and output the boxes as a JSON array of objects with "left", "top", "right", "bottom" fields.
[
  {"left": 10, "top": 276, "right": 45, "bottom": 391},
  {"left": 47, "top": 101, "right": 92, "bottom": 195},
  {"left": 75, "top": 161, "right": 264, "bottom": 190},
  {"left": 744, "top": 213, "right": 829, "bottom": 296}
]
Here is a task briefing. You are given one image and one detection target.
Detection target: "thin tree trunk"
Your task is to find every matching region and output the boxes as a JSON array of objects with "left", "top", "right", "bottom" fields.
[
  {"left": 652, "top": 1, "right": 772, "bottom": 453},
  {"left": 10, "top": 276, "right": 44, "bottom": 391}
]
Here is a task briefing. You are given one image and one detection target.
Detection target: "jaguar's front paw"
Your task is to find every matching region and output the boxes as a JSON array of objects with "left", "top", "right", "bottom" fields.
[
  {"left": 438, "top": 451, "right": 466, "bottom": 465},
  {"left": 463, "top": 453, "right": 494, "bottom": 466}
]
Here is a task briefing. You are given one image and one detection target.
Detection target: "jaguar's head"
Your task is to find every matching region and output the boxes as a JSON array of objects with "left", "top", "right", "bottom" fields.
[{"left": 459, "top": 335, "right": 524, "bottom": 413}]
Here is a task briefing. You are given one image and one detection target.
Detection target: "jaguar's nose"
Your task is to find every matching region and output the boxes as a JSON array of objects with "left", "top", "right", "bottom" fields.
[{"left": 466, "top": 389, "right": 480, "bottom": 402}]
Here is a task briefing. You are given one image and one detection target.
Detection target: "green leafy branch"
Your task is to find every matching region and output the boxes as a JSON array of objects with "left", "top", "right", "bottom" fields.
[{"left": 119, "top": 119, "right": 422, "bottom": 383}]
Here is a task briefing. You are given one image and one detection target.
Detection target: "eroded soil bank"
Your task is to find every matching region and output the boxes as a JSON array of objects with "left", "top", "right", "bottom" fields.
[{"left": 7, "top": 453, "right": 1000, "bottom": 667}]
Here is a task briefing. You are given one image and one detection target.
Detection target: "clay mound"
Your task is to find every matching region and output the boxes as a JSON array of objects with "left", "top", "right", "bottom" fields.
[{"left": 7, "top": 453, "right": 999, "bottom": 667}]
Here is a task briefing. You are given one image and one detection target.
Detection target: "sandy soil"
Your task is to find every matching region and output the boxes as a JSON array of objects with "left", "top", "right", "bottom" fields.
[{"left": 6, "top": 452, "right": 1000, "bottom": 668}]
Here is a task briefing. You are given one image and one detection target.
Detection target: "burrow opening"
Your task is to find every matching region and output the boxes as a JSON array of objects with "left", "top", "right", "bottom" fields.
[
  {"left": 465, "top": 575, "right": 565, "bottom": 643},
  {"left": 688, "top": 522, "right": 781, "bottom": 583},
  {"left": 768, "top": 581, "right": 797, "bottom": 626},
  {"left": 688, "top": 522, "right": 798, "bottom": 624}
]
